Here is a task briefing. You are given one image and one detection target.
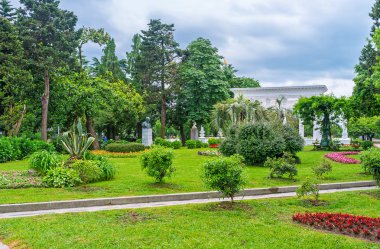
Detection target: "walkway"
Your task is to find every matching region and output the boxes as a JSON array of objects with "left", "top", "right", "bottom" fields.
[{"left": 0, "top": 186, "right": 375, "bottom": 219}]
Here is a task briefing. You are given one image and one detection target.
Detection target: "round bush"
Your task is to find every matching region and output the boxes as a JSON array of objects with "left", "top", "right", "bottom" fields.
[
  {"left": 361, "top": 140, "right": 374, "bottom": 150},
  {"left": 220, "top": 138, "right": 237, "bottom": 156},
  {"left": 43, "top": 167, "right": 81, "bottom": 188},
  {"left": 105, "top": 143, "right": 145, "bottom": 153},
  {"left": 140, "top": 146, "right": 174, "bottom": 182},
  {"left": 236, "top": 123, "right": 286, "bottom": 165},
  {"left": 172, "top": 140, "right": 182, "bottom": 149},
  {"left": 29, "top": 150, "right": 61, "bottom": 174},
  {"left": 186, "top": 140, "right": 196, "bottom": 149},
  {"left": 202, "top": 155, "right": 246, "bottom": 202},
  {"left": 71, "top": 160, "right": 103, "bottom": 184}
]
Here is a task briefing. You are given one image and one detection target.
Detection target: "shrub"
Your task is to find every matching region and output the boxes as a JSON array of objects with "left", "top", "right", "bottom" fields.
[
  {"left": 135, "top": 138, "right": 142, "bottom": 144},
  {"left": 105, "top": 143, "right": 145, "bottom": 153},
  {"left": 186, "top": 140, "right": 196, "bottom": 149},
  {"left": 172, "top": 140, "right": 182, "bottom": 149},
  {"left": 312, "top": 159, "right": 332, "bottom": 178},
  {"left": 202, "top": 155, "right": 246, "bottom": 202},
  {"left": 43, "top": 167, "right": 82, "bottom": 188},
  {"left": 195, "top": 140, "right": 203, "bottom": 148},
  {"left": 100, "top": 139, "right": 116, "bottom": 149},
  {"left": 0, "top": 138, "right": 15, "bottom": 163},
  {"left": 29, "top": 150, "right": 62, "bottom": 174},
  {"left": 264, "top": 154, "right": 298, "bottom": 179},
  {"left": 71, "top": 160, "right": 103, "bottom": 184},
  {"left": 140, "top": 146, "right": 175, "bottom": 182},
  {"left": 360, "top": 148, "right": 380, "bottom": 184},
  {"left": 96, "top": 156, "right": 116, "bottom": 180},
  {"left": 154, "top": 138, "right": 181, "bottom": 149},
  {"left": 236, "top": 123, "right": 286, "bottom": 165},
  {"left": 361, "top": 140, "right": 374, "bottom": 150},
  {"left": 282, "top": 125, "right": 304, "bottom": 155},
  {"left": 208, "top": 138, "right": 221, "bottom": 145},
  {"left": 296, "top": 177, "right": 320, "bottom": 201}
]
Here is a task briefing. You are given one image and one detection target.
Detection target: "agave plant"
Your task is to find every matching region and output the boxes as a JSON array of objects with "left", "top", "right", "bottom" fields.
[{"left": 61, "top": 120, "right": 95, "bottom": 160}]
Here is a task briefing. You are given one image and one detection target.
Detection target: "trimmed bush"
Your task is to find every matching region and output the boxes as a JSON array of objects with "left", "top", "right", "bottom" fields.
[
  {"left": 264, "top": 154, "right": 298, "bottom": 179},
  {"left": 105, "top": 143, "right": 145, "bottom": 153},
  {"left": 71, "top": 160, "right": 103, "bottom": 184},
  {"left": 236, "top": 123, "right": 286, "bottom": 165},
  {"left": 360, "top": 148, "right": 380, "bottom": 185},
  {"left": 43, "top": 167, "right": 82, "bottom": 188},
  {"left": 140, "top": 146, "right": 175, "bottom": 182},
  {"left": 29, "top": 150, "right": 62, "bottom": 174},
  {"left": 154, "top": 138, "right": 182, "bottom": 149},
  {"left": 186, "top": 140, "right": 196, "bottom": 149},
  {"left": 172, "top": 140, "right": 182, "bottom": 149},
  {"left": 312, "top": 159, "right": 332, "bottom": 178},
  {"left": 208, "top": 138, "right": 221, "bottom": 145},
  {"left": 96, "top": 156, "right": 116, "bottom": 180},
  {"left": 202, "top": 155, "right": 246, "bottom": 202},
  {"left": 361, "top": 140, "right": 374, "bottom": 150}
]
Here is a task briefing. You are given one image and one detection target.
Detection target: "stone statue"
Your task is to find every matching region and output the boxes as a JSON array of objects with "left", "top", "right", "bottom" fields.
[
  {"left": 190, "top": 121, "right": 198, "bottom": 140},
  {"left": 142, "top": 117, "right": 151, "bottom": 129}
]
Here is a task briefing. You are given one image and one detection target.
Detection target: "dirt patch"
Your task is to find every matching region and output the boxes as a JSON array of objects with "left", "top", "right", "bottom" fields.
[
  {"left": 118, "top": 211, "right": 156, "bottom": 224},
  {"left": 202, "top": 201, "right": 253, "bottom": 212},
  {"left": 70, "top": 186, "right": 107, "bottom": 192}
]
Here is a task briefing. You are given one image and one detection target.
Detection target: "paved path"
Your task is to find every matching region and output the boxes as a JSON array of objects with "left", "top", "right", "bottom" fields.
[
  {"left": 0, "top": 186, "right": 375, "bottom": 219},
  {"left": 0, "top": 242, "right": 8, "bottom": 249}
]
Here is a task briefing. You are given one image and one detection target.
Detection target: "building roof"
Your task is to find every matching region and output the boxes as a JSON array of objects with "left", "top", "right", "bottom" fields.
[{"left": 230, "top": 85, "right": 328, "bottom": 92}]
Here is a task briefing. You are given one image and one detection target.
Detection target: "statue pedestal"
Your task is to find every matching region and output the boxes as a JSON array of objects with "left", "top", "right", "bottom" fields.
[{"left": 142, "top": 128, "right": 153, "bottom": 146}]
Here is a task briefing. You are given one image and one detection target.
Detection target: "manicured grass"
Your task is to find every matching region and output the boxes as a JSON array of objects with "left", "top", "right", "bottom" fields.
[
  {"left": 0, "top": 147, "right": 372, "bottom": 204},
  {"left": 0, "top": 190, "right": 379, "bottom": 248}
]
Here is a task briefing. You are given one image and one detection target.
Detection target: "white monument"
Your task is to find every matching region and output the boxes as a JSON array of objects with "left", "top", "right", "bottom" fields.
[
  {"left": 142, "top": 117, "right": 153, "bottom": 146},
  {"left": 230, "top": 85, "right": 351, "bottom": 145},
  {"left": 199, "top": 126, "right": 207, "bottom": 143}
]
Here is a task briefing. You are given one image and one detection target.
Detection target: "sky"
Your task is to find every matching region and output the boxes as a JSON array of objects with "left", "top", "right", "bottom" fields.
[{"left": 11, "top": 0, "right": 375, "bottom": 96}]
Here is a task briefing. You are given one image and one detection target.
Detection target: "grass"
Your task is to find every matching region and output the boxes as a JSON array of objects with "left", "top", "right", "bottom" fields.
[
  {"left": 0, "top": 147, "right": 372, "bottom": 204},
  {"left": 0, "top": 190, "right": 379, "bottom": 248}
]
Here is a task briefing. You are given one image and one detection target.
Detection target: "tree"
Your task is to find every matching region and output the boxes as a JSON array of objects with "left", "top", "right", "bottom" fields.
[
  {"left": 180, "top": 37, "right": 230, "bottom": 127},
  {"left": 0, "top": 17, "right": 32, "bottom": 135},
  {"left": 16, "top": 0, "right": 79, "bottom": 141},
  {"left": 294, "top": 95, "right": 346, "bottom": 146},
  {"left": 136, "top": 19, "right": 180, "bottom": 138},
  {"left": 0, "top": 0, "right": 15, "bottom": 21},
  {"left": 230, "top": 77, "right": 260, "bottom": 88},
  {"left": 348, "top": 116, "right": 380, "bottom": 141}
]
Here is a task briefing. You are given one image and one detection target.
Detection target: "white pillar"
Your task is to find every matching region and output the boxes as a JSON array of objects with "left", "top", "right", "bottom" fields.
[
  {"left": 341, "top": 120, "right": 348, "bottom": 139},
  {"left": 298, "top": 119, "right": 304, "bottom": 138},
  {"left": 313, "top": 120, "right": 322, "bottom": 141}
]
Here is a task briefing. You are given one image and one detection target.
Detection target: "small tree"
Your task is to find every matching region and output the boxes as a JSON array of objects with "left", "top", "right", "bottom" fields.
[
  {"left": 312, "top": 159, "right": 332, "bottom": 178},
  {"left": 140, "top": 146, "right": 175, "bottom": 182},
  {"left": 202, "top": 155, "right": 246, "bottom": 202},
  {"left": 296, "top": 177, "right": 320, "bottom": 202}
]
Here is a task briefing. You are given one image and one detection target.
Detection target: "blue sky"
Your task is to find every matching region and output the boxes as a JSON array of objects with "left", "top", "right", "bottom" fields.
[{"left": 11, "top": 0, "right": 375, "bottom": 96}]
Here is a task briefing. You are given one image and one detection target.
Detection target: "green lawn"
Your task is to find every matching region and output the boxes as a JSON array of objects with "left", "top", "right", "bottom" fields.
[
  {"left": 0, "top": 147, "right": 372, "bottom": 204},
  {"left": 0, "top": 190, "right": 379, "bottom": 248}
]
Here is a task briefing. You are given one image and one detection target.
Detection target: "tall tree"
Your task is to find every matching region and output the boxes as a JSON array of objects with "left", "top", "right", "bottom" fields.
[
  {"left": 16, "top": 0, "right": 79, "bottom": 141},
  {"left": 0, "top": 0, "right": 14, "bottom": 21},
  {"left": 179, "top": 37, "right": 230, "bottom": 126},
  {"left": 136, "top": 19, "right": 180, "bottom": 138}
]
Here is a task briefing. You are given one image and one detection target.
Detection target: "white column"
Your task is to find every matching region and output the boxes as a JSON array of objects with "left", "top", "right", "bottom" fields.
[
  {"left": 298, "top": 119, "right": 304, "bottom": 138},
  {"left": 341, "top": 120, "right": 348, "bottom": 139},
  {"left": 313, "top": 120, "right": 322, "bottom": 141}
]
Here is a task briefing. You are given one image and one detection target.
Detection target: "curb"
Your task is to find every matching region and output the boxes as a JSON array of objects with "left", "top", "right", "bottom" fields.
[{"left": 0, "top": 181, "right": 376, "bottom": 214}]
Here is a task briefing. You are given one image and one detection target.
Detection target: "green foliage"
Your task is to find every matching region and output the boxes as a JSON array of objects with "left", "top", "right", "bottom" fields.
[
  {"left": 229, "top": 77, "right": 260, "bottom": 88},
  {"left": 202, "top": 155, "right": 246, "bottom": 202},
  {"left": 348, "top": 116, "right": 380, "bottom": 140},
  {"left": 361, "top": 140, "right": 374, "bottom": 150},
  {"left": 43, "top": 167, "right": 81, "bottom": 188},
  {"left": 264, "top": 154, "right": 298, "bottom": 179},
  {"left": 360, "top": 148, "right": 380, "bottom": 185},
  {"left": 312, "top": 159, "right": 332, "bottom": 178},
  {"left": 282, "top": 125, "right": 304, "bottom": 155},
  {"left": 154, "top": 138, "right": 181, "bottom": 149},
  {"left": 71, "top": 160, "right": 102, "bottom": 184},
  {"left": 105, "top": 143, "right": 145, "bottom": 153},
  {"left": 296, "top": 177, "right": 320, "bottom": 201},
  {"left": 208, "top": 138, "right": 221, "bottom": 145},
  {"left": 140, "top": 146, "right": 175, "bottom": 182},
  {"left": 0, "top": 138, "right": 15, "bottom": 163},
  {"left": 61, "top": 120, "right": 95, "bottom": 160},
  {"left": 235, "top": 123, "right": 286, "bottom": 165},
  {"left": 29, "top": 150, "right": 62, "bottom": 174},
  {"left": 185, "top": 140, "right": 196, "bottom": 149},
  {"left": 95, "top": 156, "right": 116, "bottom": 181}
]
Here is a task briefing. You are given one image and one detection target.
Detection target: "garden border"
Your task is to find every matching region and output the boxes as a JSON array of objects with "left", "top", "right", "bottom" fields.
[{"left": 0, "top": 181, "right": 376, "bottom": 214}]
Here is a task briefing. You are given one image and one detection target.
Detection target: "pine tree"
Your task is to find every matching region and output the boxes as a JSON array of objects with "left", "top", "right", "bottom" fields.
[{"left": 0, "top": 0, "right": 15, "bottom": 21}]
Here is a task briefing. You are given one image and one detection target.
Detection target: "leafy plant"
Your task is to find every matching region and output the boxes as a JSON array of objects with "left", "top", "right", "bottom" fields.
[
  {"left": 360, "top": 148, "right": 380, "bottom": 185},
  {"left": 95, "top": 156, "right": 116, "bottom": 180},
  {"left": 105, "top": 143, "right": 145, "bottom": 153},
  {"left": 43, "top": 167, "right": 82, "bottom": 188},
  {"left": 202, "top": 155, "right": 246, "bottom": 202},
  {"left": 61, "top": 120, "right": 95, "bottom": 160},
  {"left": 71, "top": 160, "right": 102, "bottom": 184},
  {"left": 264, "top": 154, "right": 298, "bottom": 179},
  {"left": 296, "top": 177, "right": 319, "bottom": 201},
  {"left": 361, "top": 140, "right": 374, "bottom": 150},
  {"left": 29, "top": 150, "right": 62, "bottom": 174},
  {"left": 186, "top": 140, "right": 196, "bottom": 149},
  {"left": 312, "top": 159, "right": 332, "bottom": 178},
  {"left": 140, "top": 146, "right": 175, "bottom": 182},
  {"left": 208, "top": 138, "right": 221, "bottom": 145}
]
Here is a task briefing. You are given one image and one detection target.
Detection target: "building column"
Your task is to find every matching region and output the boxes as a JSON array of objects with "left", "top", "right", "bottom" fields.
[
  {"left": 341, "top": 120, "right": 348, "bottom": 140},
  {"left": 313, "top": 120, "right": 322, "bottom": 141},
  {"left": 298, "top": 119, "right": 304, "bottom": 138}
]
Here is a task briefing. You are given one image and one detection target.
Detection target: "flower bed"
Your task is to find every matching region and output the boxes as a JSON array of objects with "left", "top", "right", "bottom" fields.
[
  {"left": 197, "top": 150, "right": 221, "bottom": 157},
  {"left": 324, "top": 151, "right": 360, "bottom": 164},
  {"left": 209, "top": 144, "right": 219, "bottom": 148},
  {"left": 293, "top": 212, "right": 380, "bottom": 242},
  {"left": 0, "top": 170, "right": 44, "bottom": 189},
  {"left": 91, "top": 150, "right": 147, "bottom": 158}
]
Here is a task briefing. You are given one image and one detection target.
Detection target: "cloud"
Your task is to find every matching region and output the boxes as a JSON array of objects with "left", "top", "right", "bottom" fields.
[{"left": 10, "top": 0, "right": 374, "bottom": 97}]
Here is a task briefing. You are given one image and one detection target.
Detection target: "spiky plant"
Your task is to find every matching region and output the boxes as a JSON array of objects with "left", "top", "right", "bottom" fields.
[{"left": 61, "top": 120, "right": 95, "bottom": 160}]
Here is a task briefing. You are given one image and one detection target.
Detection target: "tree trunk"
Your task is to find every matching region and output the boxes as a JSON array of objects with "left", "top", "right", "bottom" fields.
[
  {"left": 86, "top": 114, "right": 99, "bottom": 149},
  {"left": 41, "top": 70, "right": 49, "bottom": 141},
  {"left": 161, "top": 93, "right": 166, "bottom": 138},
  {"left": 180, "top": 124, "right": 186, "bottom": 145},
  {"left": 136, "top": 122, "right": 142, "bottom": 139}
]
